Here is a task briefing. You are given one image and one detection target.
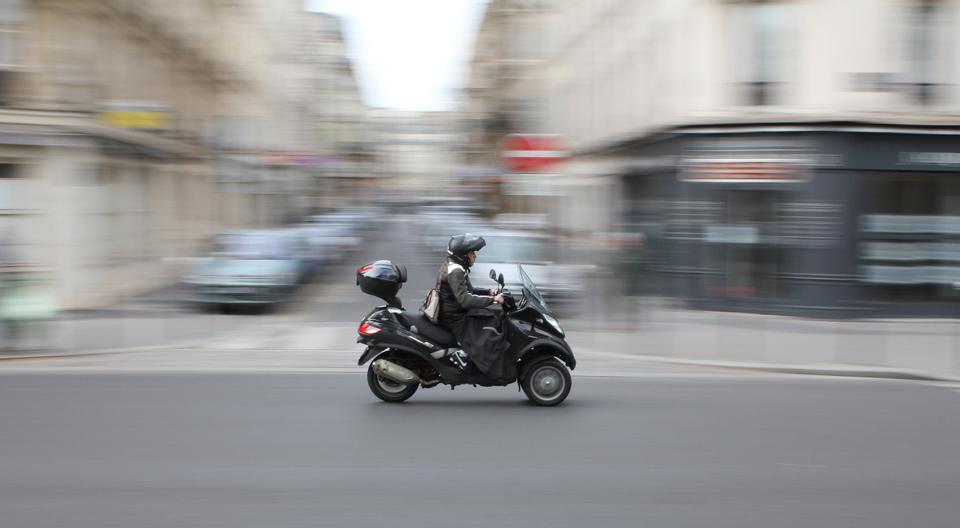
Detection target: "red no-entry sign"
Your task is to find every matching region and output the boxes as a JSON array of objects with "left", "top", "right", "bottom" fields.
[{"left": 500, "top": 134, "right": 571, "bottom": 173}]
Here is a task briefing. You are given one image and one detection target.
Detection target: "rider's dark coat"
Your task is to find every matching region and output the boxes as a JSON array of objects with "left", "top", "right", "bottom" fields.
[{"left": 437, "top": 256, "right": 515, "bottom": 382}]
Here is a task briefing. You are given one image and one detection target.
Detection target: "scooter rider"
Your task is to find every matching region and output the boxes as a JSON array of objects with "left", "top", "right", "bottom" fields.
[{"left": 437, "top": 234, "right": 510, "bottom": 378}]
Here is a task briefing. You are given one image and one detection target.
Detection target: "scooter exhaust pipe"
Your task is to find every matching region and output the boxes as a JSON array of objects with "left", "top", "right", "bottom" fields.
[{"left": 372, "top": 359, "right": 420, "bottom": 385}]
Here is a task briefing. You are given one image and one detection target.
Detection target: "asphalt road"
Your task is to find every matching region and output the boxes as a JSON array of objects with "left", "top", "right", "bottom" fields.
[{"left": 2, "top": 373, "right": 959, "bottom": 528}]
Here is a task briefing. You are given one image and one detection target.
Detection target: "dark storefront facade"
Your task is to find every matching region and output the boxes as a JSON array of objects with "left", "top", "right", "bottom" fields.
[{"left": 620, "top": 125, "right": 960, "bottom": 318}]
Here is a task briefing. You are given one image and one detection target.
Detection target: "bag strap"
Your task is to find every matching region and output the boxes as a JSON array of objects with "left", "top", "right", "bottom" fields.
[
  {"left": 435, "top": 259, "right": 466, "bottom": 291},
  {"left": 434, "top": 261, "right": 445, "bottom": 290}
]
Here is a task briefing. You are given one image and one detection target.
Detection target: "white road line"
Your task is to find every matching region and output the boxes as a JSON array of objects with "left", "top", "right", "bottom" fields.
[
  {"left": 922, "top": 382, "right": 960, "bottom": 389},
  {"left": 918, "top": 382, "right": 960, "bottom": 396}
]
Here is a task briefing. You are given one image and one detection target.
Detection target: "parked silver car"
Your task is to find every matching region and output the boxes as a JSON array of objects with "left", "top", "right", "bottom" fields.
[
  {"left": 182, "top": 230, "right": 307, "bottom": 309},
  {"left": 469, "top": 230, "right": 586, "bottom": 311}
]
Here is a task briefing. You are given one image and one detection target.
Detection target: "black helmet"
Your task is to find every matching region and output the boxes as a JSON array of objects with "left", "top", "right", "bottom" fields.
[{"left": 447, "top": 233, "right": 486, "bottom": 257}]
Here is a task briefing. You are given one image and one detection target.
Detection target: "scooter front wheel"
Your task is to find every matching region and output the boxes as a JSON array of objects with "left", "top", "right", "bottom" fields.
[
  {"left": 367, "top": 364, "right": 418, "bottom": 403},
  {"left": 521, "top": 357, "right": 571, "bottom": 406}
]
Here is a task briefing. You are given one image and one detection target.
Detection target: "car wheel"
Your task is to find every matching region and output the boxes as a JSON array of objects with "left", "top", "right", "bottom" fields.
[
  {"left": 521, "top": 357, "right": 571, "bottom": 406},
  {"left": 367, "top": 364, "right": 419, "bottom": 403}
]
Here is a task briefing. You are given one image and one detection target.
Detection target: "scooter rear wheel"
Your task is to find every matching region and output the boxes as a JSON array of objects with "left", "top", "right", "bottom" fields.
[
  {"left": 367, "top": 364, "right": 419, "bottom": 403},
  {"left": 521, "top": 357, "right": 571, "bottom": 406}
]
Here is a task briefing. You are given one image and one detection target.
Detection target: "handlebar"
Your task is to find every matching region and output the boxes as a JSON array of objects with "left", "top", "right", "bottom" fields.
[
  {"left": 491, "top": 279, "right": 519, "bottom": 311},
  {"left": 501, "top": 289, "right": 518, "bottom": 311}
]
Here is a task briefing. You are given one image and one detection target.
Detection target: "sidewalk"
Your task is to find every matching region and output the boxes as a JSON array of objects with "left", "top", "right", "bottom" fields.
[
  {"left": 5, "top": 317, "right": 956, "bottom": 381},
  {"left": 0, "top": 306, "right": 244, "bottom": 358},
  {"left": 567, "top": 300, "right": 960, "bottom": 380},
  {"left": 5, "top": 295, "right": 960, "bottom": 380}
]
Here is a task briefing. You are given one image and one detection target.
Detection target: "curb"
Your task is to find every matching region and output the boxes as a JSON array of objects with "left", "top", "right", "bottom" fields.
[
  {"left": 4, "top": 341, "right": 958, "bottom": 382},
  {"left": 582, "top": 349, "right": 959, "bottom": 382},
  {"left": 0, "top": 341, "right": 195, "bottom": 363},
  {"left": 0, "top": 349, "right": 134, "bottom": 362}
]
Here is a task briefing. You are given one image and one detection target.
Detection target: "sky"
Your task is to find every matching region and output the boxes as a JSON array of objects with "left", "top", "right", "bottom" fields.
[{"left": 308, "top": 0, "right": 489, "bottom": 112}]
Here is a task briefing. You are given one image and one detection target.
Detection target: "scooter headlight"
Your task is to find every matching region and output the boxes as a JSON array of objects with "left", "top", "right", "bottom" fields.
[{"left": 542, "top": 313, "right": 564, "bottom": 336}]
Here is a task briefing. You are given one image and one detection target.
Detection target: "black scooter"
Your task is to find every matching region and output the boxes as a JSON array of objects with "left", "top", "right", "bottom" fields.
[{"left": 355, "top": 261, "right": 575, "bottom": 406}]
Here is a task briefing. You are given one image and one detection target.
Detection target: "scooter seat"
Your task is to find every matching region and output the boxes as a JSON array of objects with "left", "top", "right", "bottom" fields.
[{"left": 403, "top": 311, "right": 458, "bottom": 348}]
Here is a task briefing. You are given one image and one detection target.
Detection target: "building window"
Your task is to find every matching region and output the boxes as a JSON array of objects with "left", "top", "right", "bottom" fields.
[
  {"left": 908, "top": 0, "right": 948, "bottom": 105},
  {"left": 705, "top": 190, "right": 782, "bottom": 298},
  {"left": 0, "top": 0, "right": 25, "bottom": 59},
  {"left": 730, "top": 1, "right": 791, "bottom": 106},
  {"left": 860, "top": 172, "right": 960, "bottom": 301},
  {"left": 0, "top": 0, "right": 26, "bottom": 106},
  {"left": 0, "top": 28, "right": 19, "bottom": 70}
]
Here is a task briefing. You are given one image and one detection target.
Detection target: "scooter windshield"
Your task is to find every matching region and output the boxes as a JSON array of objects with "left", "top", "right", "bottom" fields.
[{"left": 518, "top": 264, "right": 548, "bottom": 311}]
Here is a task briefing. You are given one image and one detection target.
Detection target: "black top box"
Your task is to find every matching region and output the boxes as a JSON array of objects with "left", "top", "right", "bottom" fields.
[{"left": 357, "top": 260, "right": 407, "bottom": 302}]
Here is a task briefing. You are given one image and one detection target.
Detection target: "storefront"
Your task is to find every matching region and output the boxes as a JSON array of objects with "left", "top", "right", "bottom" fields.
[{"left": 620, "top": 125, "right": 960, "bottom": 318}]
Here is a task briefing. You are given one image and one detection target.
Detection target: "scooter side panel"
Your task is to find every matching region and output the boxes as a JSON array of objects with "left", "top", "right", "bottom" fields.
[
  {"left": 516, "top": 338, "right": 576, "bottom": 370},
  {"left": 358, "top": 345, "right": 386, "bottom": 366}
]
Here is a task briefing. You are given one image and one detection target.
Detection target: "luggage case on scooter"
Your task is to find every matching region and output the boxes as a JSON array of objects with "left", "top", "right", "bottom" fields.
[{"left": 356, "top": 260, "right": 407, "bottom": 307}]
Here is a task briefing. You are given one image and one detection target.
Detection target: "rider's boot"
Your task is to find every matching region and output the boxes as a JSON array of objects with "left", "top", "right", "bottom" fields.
[
  {"left": 420, "top": 378, "right": 441, "bottom": 388},
  {"left": 447, "top": 348, "right": 469, "bottom": 370}
]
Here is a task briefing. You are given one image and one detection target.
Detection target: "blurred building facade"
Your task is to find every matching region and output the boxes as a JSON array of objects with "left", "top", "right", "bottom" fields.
[
  {"left": 466, "top": 0, "right": 960, "bottom": 317},
  {"left": 371, "top": 109, "right": 463, "bottom": 203},
  {"left": 297, "top": 13, "right": 375, "bottom": 212},
  {"left": 0, "top": 0, "right": 369, "bottom": 309},
  {"left": 462, "top": 0, "right": 554, "bottom": 215}
]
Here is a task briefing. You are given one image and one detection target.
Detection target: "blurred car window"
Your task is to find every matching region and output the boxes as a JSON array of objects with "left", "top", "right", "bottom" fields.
[
  {"left": 213, "top": 233, "right": 288, "bottom": 260},
  {"left": 482, "top": 233, "right": 553, "bottom": 263}
]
